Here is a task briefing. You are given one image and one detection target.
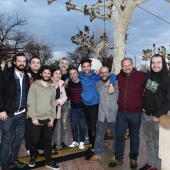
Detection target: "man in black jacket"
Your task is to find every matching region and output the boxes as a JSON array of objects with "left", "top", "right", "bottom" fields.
[
  {"left": 140, "top": 54, "right": 170, "bottom": 170},
  {"left": 0, "top": 53, "right": 30, "bottom": 170},
  {"left": 25, "top": 56, "right": 41, "bottom": 155}
]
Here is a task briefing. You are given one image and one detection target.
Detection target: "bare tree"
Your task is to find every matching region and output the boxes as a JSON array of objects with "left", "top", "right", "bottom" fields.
[
  {"left": 24, "top": 36, "right": 54, "bottom": 64},
  {"left": 71, "top": 25, "right": 114, "bottom": 59},
  {"left": 0, "top": 12, "right": 28, "bottom": 63},
  {"left": 67, "top": 47, "right": 91, "bottom": 68},
  {"left": 65, "top": 0, "right": 151, "bottom": 73}
]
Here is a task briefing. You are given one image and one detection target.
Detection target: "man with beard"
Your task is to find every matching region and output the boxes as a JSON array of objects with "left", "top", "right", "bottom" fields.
[
  {"left": 140, "top": 54, "right": 170, "bottom": 170},
  {"left": 27, "top": 65, "right": 59, "bottom": 169},
  {"left": 57, "top": 58, "right": 70, "bottom": 149},
  {"left": 89, "top": 66, "right": 118, "bottom": 165},
  {"left": 79, "top": 59, "right": 116, "bottom": 160},
  {"left": 0, "top": 53, "right": 30, "bottom": 170},
  {"left": 110, "top": 58, "right": 145, "bottom": 170},
  {"left": 25, "top": 56, "right": 41, "bottom": 155}
]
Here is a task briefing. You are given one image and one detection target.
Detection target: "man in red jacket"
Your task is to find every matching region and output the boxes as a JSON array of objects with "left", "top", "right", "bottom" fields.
[{"left": 109, "top": 58, "right": 145, "bottom": 170}]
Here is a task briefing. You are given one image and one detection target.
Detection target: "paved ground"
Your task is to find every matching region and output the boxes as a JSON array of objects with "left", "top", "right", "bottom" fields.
[{"left": 0, "top": 118, "right": 147, "bottom": 170}]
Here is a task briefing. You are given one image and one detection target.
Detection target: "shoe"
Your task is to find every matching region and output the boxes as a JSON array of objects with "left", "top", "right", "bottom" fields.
[
  {"left": 27, "top": 150, "right": 30, "bottom": 155},
  {"left": 53, "top": 143, "right": 58, "bottom": 150},
  {"left": 69, "top": 141, "right": 79, "bottom": 148},
  {"left": 52, "top": 150, "right": 59, "bottom": 155},
  {"left": 85, "top": 136, "right": 89, "bottom": 140},
  {"left": 79, "top": 142, "right": 85, "bottom": 149},
  {"left": 108, "top": 156, "right": 123, "bottom": 168},
  {"left": 46, "top": 161, "right": 60, "bottom": 170},
  {"left": 130, "top": 159, "right": 137, "bottom": 169},
  {"left": 139, "top": 163, "right": 152, "bottom": 170},
  {"left": 89, "top": 155, "right": 101, "bottom": 162},
  {"left": 28, "top": 157, "right": 36, "bottom": 167},
  {"left": 38, "top": 150, "right": 45, "bottom": 156},
  {"left": 60, "top": 142, "right": 68, "bottom": 149},
  {"left": 10, "top": 160, "right": 26, "bottom": 169},
  {"left": 85, "top": 147, "right": 94, "bottom": 160}
]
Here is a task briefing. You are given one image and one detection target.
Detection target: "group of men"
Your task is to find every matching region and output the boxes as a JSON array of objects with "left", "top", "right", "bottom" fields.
[
  {"left": 0, "top": 54, "right": 70, "bottom": 170},
  {"left": 89, "top": 54, "right": 170, "bottom": 170},
  {"left": 0, "top": 53, "right": 169, "bottom": 170}
]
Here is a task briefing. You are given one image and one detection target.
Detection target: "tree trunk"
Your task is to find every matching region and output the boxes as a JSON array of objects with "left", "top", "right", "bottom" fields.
[{"left": 112, "top": 27, "right": 126, "bottom": 74}]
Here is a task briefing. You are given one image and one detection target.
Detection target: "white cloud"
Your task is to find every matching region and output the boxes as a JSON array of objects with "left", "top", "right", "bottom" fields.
[{"left": 1, "top": 0, "right": 170, "bottom": 67}]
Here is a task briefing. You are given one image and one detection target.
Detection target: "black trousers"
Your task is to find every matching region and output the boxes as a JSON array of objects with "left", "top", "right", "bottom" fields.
[
  {"left": 25, "top": 118, "right": 44, "bottom": 150},
  {"left": 83, "top": 104, "right": 99, "bottom": 149},
  {"left": 30, "top": 119, "right": 52, "bottom": 163}
]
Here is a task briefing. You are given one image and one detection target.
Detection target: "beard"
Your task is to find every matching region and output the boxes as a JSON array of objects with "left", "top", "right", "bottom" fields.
[
  {"left": 101, "top": 76, "right": 110, "bottom": 82},
  {"left": 41, "top": 75, "right": 51, "bottom": 82},
  {"left": 15, "top": 64, "right": 26, "bottom": 71}
]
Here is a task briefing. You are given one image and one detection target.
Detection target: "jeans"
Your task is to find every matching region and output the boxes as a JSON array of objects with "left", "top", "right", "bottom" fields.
[
  {"left": 94, "top": 116, "right": 116, "bottom": 156},
  {"left": 115, "top": 110, "right": 142, "bottom": 161},
  {"left": 60, "top": 101, "right": 69, "bottom": 143},
  {"left": 141, "top": 113, "right": 161, "bottom": 169},
  {"left": 0, "top": 112, "right": 26, "bottom": 167},
  {"left": 83, "top": 104, "right": 99, "bottom": 149},
  {"left": 30, "top": 119, "right": 53, "bottom": 164},
  {"left": 70, "top": 108, "right": 86, "bottom": 142}
]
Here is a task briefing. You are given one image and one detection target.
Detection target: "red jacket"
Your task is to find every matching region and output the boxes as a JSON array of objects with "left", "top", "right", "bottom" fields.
[{"left": 117, "top": 69, "right": 145, "bottom": 113}]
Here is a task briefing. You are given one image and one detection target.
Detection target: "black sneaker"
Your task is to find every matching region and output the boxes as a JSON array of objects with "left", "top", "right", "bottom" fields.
[
  {"left": 46, "top": 161, "right": 60, "bottom": 170},
  {"left": 9, "top": 160, "right": 26, "bottom": 169},
  {"left": 53, "top": 143, "right": 58, "bottom": 150},
  {"left": 60, "top": 142, "right": 68, "bottom": 149},
  {"left": 130, "top": 159, "right": 137, "bottom": 169},
  {"left": 85, "top": 147, "right": 94, "bottom": 160},
  {"left": 52, "top": 150, "right": 59, "bottom": 155},
  {"left": 108, "top": 158, "right": 123, "bottom": 168},
  {"left": 28, "top": 157, "right": 36, "bottom": 167},
  {"left": 139, "top": 163, "right": 152, "bottom": 170}
]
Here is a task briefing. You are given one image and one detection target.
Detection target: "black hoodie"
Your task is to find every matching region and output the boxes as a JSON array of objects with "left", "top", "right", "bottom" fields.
[
  {"left": 27, "top": 67, "right": 40, "bottom": 84},
  {"left": 143, "top": 55, "right": 170, "bottom": 118}
]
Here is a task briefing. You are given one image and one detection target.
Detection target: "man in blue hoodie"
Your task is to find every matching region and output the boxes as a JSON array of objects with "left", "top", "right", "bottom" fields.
[{"left": 78, "top": 58, "right": 116, "bottom": 160}]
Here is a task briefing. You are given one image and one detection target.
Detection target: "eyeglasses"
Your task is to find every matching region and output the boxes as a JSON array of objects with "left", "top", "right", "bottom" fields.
[{"left": 100, "top": 71, "right": 109, "bottom": 75}]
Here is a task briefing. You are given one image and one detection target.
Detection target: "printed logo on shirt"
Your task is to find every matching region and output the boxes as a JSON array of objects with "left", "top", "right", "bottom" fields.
[{"left": 146, "top": 79, "right": 159, "bottom": 93}]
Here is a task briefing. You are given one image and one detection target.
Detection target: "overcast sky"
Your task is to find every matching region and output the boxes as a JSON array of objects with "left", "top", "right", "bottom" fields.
[{"left": 1, "top": 0, "right": 170, "bottom": 66}]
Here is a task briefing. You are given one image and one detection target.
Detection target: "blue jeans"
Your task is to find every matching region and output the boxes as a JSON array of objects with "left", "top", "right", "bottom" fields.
[
  {"left": 94, "top": 116, "right": 116, "bottom": 156},
  {"left": 70, "top": 108, "right": 86, "bottom": 142},
  {"left": 0, "top": 112, "right": 26, "bottom": 167},
  {"left": 60, "top": 101, "right": 69, "bottom": 143},
  {"left": 141, "top": 113, "right": 161, "bottom": 169},
  {"left": 115, "top": 110, "right": 142, "bottom": 161}
]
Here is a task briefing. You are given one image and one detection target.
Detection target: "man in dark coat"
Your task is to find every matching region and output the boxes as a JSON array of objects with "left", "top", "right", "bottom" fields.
[{"left": 0, "top": 53, "right": 30, "bottom": 170}]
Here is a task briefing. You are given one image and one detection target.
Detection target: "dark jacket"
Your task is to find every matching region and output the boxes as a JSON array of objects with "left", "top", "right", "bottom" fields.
[
  {"left": 143, "top": 56, "right": 170, "bottom": 118},
  {"left": 117, "top": 68, "right": 145, "bottom": 113},
  {"left": 0, "top": 67, "right": 30, "bottom": 116},
  {"left": 27, "top": 67, "right": 40, "bottom": 84}
]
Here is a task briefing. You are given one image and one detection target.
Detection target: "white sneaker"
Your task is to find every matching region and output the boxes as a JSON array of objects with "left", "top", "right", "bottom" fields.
[
  {"left": 27, "top": 150, "right": 30, "bottom": 155},
  {"left": 69, "top": 141, "right": 79, "bottom": 148},
  {"left": 79, "top": 142, "right": 85, "bottom": 149}
]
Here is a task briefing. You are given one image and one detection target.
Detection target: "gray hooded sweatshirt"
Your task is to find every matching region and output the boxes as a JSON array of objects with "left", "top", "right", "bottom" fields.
[{"left": 27, "top": 80, "right": 56, "bottom": 121}]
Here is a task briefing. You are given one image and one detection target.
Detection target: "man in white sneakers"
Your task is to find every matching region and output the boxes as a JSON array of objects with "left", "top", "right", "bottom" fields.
[{"left": 68, "top": 67, "right": 86, "bottom": 150}]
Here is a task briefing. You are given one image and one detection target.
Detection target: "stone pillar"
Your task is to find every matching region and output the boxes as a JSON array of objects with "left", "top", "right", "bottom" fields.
[{"left": 159, "top": 114, "right": 170, "bottom": 170}]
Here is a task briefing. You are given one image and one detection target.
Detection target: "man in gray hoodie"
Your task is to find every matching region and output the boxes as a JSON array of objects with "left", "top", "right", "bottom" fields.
[{"left": 27, "top": 65, "right": 59, "bottom": 170}]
